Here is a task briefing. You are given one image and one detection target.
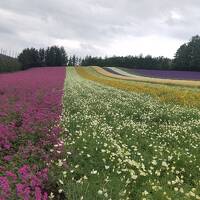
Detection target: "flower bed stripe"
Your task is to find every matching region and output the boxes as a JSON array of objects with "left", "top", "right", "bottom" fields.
[
  {"left": 94, "top": 66, "right": 200, "bottom": 88},
  {"left": 76, "top": 66, "right": 200, "bottom": 108},
  {"left": 59, "top": 67, "right": 200, "bottom": 199},
  {"left": 0, "top": 67, "right": 66, "bottom": 199}
]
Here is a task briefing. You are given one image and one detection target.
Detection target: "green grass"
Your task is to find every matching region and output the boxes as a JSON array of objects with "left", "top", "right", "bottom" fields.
[{"left": 55, "top": 67, "right": 200, "bottom": 200}]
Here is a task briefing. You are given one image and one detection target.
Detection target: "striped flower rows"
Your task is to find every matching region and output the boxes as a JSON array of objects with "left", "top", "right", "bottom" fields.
[
  {"left": 76, "top": 67, "right": 200, "bottom": 108},
  {"left": 94, "top": 66, "right": 200, "bottom": 87},
  {"left": 58, "top": 67, "right": 200, "bottom": 199}
]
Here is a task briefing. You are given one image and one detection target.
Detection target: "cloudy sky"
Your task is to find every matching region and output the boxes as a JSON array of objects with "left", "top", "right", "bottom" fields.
[{"left": 0, "top": 0, "right": 200, "bottom": 58}]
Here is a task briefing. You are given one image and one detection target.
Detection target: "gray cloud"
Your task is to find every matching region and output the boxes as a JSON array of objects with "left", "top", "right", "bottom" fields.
[{"left": 0, "top": 0, "right": 200, "bottom": 58}]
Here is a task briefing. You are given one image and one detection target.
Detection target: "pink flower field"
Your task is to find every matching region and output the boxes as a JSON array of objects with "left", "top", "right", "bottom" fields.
[{"left": 0, "top": 67, "right": 66, "bottom": 199}]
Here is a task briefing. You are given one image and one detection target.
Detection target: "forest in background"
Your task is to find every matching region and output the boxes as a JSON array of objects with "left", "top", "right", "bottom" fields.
[
  {"left": 82, "top": 35, "right": 200, "bottom": 71},
  {"left": 1, "top": 35, "right": 200, "bottom": 73}
]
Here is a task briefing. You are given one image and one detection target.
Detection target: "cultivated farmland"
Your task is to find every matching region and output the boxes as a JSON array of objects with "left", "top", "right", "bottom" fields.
[
  {"left": 1, "top": 66, "right": 200, "bottom": 200},
  {"left": 122, "top": 68, "right": 200, "bottom": 81},
  {"left": 0, "top": 67, "right": 66, "bottom": 199},
  {"left": 57, "top": 67, "right": 200, "bottom": 199}
]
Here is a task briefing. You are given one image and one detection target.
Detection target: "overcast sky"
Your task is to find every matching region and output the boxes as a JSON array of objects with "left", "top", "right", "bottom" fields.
[{"left": 0, "top": 0, "right": 200, "bottom": 58}]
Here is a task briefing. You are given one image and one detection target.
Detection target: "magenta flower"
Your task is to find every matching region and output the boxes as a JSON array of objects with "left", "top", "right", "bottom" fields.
[
  {"left": 3, "top": 155, "right": 12, "bottom": 162},
  {"left": 18, "top": 165, "right": 30, "bottom": 181},
  {"left": 0, "top": 177, "right": 10, "bottom": 197},
  {"left": 5, "top": 171, "right": 17, "bottom": 181},
  {"left": 16, "top": 183, "right": 24, "bottom": 195},
  {"left": 16, "top": 183, "right": 31, "bottom": 199},
  {"left": 35, "top": 186, "right": 42, "bottom": 200},
  {"left": 0, "top": 67, "right": 66, "bottom": 198},
  {"left": 30, "top": 175, "right": 41, "bottom": 187}
]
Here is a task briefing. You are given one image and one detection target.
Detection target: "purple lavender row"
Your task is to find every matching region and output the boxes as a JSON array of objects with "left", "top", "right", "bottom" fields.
[{"left": 124, "top": 68, "right": 200, "bottom": 80}]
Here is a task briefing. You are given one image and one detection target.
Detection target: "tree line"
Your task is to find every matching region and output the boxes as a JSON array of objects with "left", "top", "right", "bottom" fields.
[
  {"left": 0, "top": 46, "right": 81, "bottom": 73},
  {"left": 81, "top": 35, "right": 200, "bottom": 71},
  {"left": 1, "top": 35, "right": 200, "bottom": 73},
  {"left": 173, "top": 35, "right": 200, "bottom": 71},
  {"left": 18, "top": 46, "right": 73, "bottom": 70},
  {"left": 81, "top": 55, "right": 172, "bottom": 70},
  {"left": 18, "top": 46, "right": 82, "bottom": 70}
]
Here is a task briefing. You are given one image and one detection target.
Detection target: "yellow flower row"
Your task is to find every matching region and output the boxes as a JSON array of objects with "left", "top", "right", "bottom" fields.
[{"left": 76, "top": 67, "right": 200, "bottom": 108}]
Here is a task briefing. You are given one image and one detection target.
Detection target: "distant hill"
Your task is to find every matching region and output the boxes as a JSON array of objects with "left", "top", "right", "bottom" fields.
[
  {"left": 0, "top": 53, "right": 9, "bottom": 59},
  {"left": 0, "top": 54, "right": 22, "bottom": 72},
  {"left": 0, "top": 54, "right": 19, "bottom": 61}
]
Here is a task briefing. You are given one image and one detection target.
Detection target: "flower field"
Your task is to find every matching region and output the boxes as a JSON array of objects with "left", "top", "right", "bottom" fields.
[
  {"left": 58, "top": 67, "right": 200, "bottom": 199},
  {"left": 0, "top": 67, "right": 66, "bottom": 199},
  {"left": 94, "top": 66, "right": 200, "bottom": 88},
  {"left": 76, "top": 67, "right": 200, "bottom": 108},
  {"left": 121, "top": 68, "right": 200, "bottom": 81},
  {"left": 1, "top": 66, "right": 200, "bottom": 199}
]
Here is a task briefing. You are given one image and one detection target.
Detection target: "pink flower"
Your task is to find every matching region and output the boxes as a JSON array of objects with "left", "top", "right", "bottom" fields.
[
  {"left": 35, "top": 187, "right": 42, "bottom": 200},
  {"left": 24, "top": 187, "right": 31, "bottom": 200},
  {"left": 43, "top": 192, "right": 48, "bottom": 200},
  {"left": 5, "top": 171, "right": 17, "bottom": 181},
  {"left": 0, "top": 176, "right": 10, "bottom": 195},
  {"left": 18, "top": 165, "right": 30, "bottom": 181},
  {"left": 3, "top": 155, "right": 12, "bottom": 162},
  {"left": 0, "top": 67, "right": 66, "bottom": 198},
  {"left": 30, "top": 175, "right": 41, "bottom": 187},
  {"left": 16, "top": 184, "right": 30, "bottom": 199},
  {"left": 16, "top": 183, "right": 24, "bottom": 195}
]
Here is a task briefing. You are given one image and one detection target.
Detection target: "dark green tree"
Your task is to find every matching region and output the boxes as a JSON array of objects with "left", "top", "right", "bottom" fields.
[
  {"left": 173, "top": 44, "right": 190, "bottom": 70},
  {"left": 81, "top": 55, "right": 171, "bottom": 70},
  {"left": 173, "top": 35, "right": 200, "bottom": 71},
  {"left": 39, "top": 48, "right": 46, "bottom": 66},
  {"left": 18, "top": 46, "right": 67, "bottom": 69},
  {"left": 43, "top": 46, "right": 67, "bottom": 66},
  {"left": 18, "top": 48, "right": 40, "bottom": 70},
  {"left": 68, "top": 56, "right": 73, "bottom": 66},
  {"left": 188, "top": 35, "right": 200, "bottom": 70}
]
